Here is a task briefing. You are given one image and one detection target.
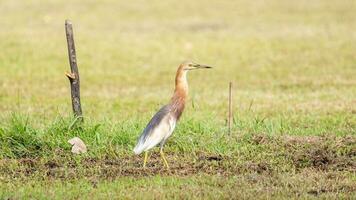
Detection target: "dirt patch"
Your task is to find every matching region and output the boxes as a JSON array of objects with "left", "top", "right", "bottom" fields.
[
  {"left": 86, "top": 153, "right": 230, "bottom": 179},
  {"left": 307, "top": 185, "right": 356, "bottom": 197},
  {"left": 283, "top": 135, "right": 322, "bottom": 144},
  {"left": 0, "top": 135, "right": 354, "bottom": 181},
  {"left": 19, "top": 158, "right": 37, "bottom": 167},
  {"left": 281, "top": 135, "right": 356, "bottom": 171},
  {"left": 197, "top": 153, "right": 224, "bottom": 161},
  {"left": 0, "top": 153, "right": 267, "bottom": 180},
  {"left": 251, "top": 134, "right": 270, "bottom": 145},
  {"left": 45, "top": 160, "right": 61, "bottom": 169}
]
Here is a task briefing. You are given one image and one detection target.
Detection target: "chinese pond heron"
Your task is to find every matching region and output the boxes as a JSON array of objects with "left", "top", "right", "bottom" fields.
[{"left": 133, "top": 61, "right": 212, "bottom": 169}]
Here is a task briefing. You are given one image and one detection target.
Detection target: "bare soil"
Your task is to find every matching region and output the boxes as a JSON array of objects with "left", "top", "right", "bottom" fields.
[{"left": 0, "top": 135, "right": 354, "bottom": 182}]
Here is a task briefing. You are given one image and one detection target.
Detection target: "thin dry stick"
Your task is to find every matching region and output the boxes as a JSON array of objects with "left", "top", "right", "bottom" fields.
[
  {"left": 228, "top": 82, "right": 232, "bottom": 135},
  {"left": 65, "top": 20, "right": 83, "bottom": 120}
]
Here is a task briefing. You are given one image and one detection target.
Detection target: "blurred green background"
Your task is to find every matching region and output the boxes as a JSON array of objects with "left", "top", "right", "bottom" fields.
[{"left": 1, "top": 0, "right": 355, "bottom": 125}]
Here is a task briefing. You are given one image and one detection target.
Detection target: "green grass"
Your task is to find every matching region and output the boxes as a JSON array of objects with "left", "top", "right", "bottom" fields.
[{"left": 0, "top": 0, "right": 356, "bottom": 199}]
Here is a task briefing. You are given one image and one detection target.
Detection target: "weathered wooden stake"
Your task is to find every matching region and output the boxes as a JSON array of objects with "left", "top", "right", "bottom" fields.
[
  {"left": 228, "top": 82, "right": 232, "bottom": 135},
  {"left": 65, "top": 20, "right": 83, "bottom": 120}
]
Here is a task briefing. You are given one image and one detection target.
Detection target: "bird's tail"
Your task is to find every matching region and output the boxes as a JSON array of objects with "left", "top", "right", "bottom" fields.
[{"left": 133, "top": 143, "right": 144, "bottom": 155}]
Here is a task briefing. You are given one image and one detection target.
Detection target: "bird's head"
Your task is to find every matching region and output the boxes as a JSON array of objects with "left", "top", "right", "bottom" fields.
[{"left": 180, "top": 61, "right": 212, "bottom": 71}]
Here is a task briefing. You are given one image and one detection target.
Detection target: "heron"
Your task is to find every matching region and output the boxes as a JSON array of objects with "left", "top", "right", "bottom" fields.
[{"left": 133, "top": 61, "right": 212, "bottom": 169}]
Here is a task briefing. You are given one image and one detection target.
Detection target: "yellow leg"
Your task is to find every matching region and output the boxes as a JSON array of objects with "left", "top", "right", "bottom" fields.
[
  {"left": 143, "top": 151, "right": 149, "bottom": 168},
  {"left": 160, "top": 149, "right": 169, "bottom": 169}
]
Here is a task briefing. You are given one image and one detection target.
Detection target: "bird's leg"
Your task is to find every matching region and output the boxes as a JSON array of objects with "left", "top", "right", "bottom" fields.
[
  {"left": 143, "top": 151, "right": 149, "bottom": 168},
  {"left": 160, "top": 149, "right": 169, "bottom": 169}
]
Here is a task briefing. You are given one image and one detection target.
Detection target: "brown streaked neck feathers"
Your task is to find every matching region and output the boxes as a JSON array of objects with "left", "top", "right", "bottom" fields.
[{"left": 169, "top": 64, "right": 188, "bottom": 120}]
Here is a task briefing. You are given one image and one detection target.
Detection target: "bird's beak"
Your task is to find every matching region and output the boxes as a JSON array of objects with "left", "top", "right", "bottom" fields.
[{"left": 194, "top": 64, "right": 213, "bottom": 69}]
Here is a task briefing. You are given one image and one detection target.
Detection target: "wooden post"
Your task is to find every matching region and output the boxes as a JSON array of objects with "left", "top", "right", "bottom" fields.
[
  {"left": 228, "top": 82, "right": 232, "bottom": 135},
  {"left": 65, "top": 20, "right": 83, "bottom": 120}
]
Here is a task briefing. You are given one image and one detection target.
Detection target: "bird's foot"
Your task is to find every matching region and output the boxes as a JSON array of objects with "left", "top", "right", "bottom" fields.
[
  {"left": 143, "top": 151, "right": 149, "bottom": 168},
  {"left": 160, "top": 150, "right": 170, "bottom": 169}
]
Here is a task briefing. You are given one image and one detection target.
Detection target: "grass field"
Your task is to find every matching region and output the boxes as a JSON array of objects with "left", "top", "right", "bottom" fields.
[{"left": 0, "top": 0, "right": 355, "bottom": 199}]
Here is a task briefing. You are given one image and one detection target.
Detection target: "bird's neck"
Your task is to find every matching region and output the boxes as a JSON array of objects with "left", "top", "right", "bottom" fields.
[
  {"left": 169, "top": 68, "right": 188, "bottom": 119},
  {"left": 174, "top": 69, "right": 188, "bottom": 98}
]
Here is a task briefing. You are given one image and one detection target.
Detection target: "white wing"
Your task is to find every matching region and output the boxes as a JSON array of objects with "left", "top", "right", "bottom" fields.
[{"left": 134, "top": 113, "right": 176, "bottom": 154}]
